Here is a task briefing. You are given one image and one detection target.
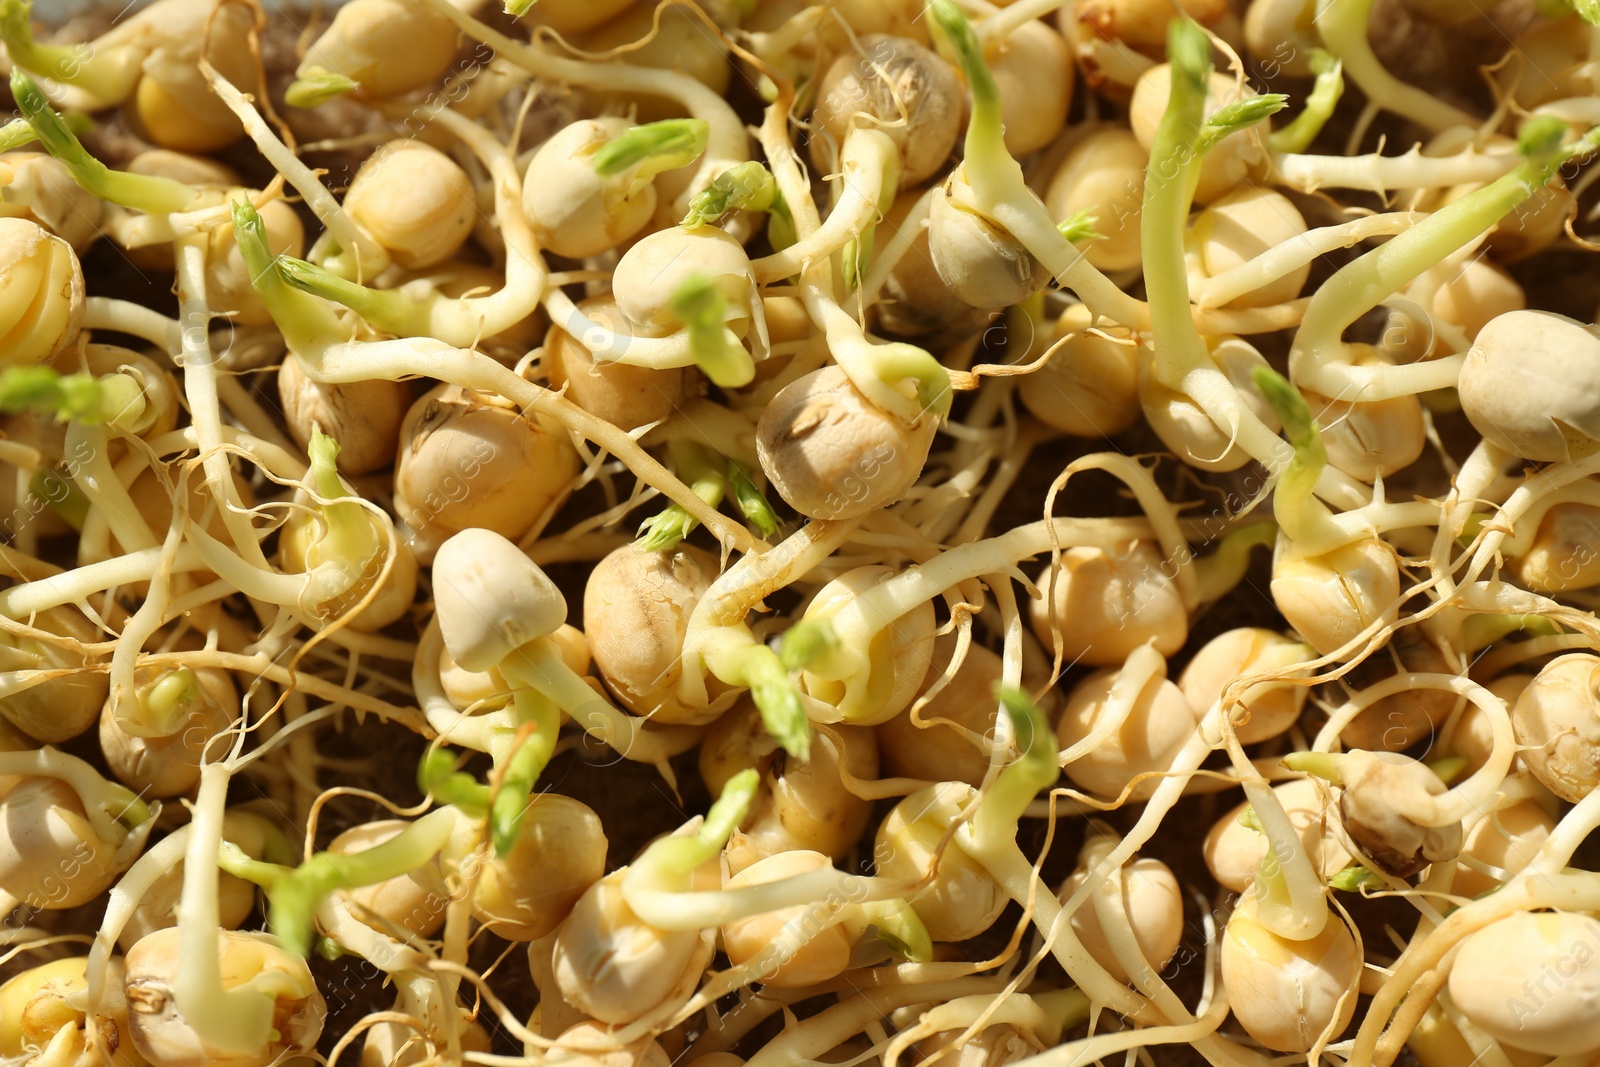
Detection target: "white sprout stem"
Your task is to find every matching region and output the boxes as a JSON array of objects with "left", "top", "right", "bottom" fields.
[
  {"left": 1274, "top": 144, "right": 1518, "bottom": 194},
  {"left": 966, "top": 838, "right": 1155, "bottom": 1021},
  {"left": 414, "top": 619, "right": 519, "bottom": 752},
  {"left": 0, "top": 543, "right": 209, "bottom": 617},
  {"left": 0, "top": 748, "right": 143, "bottom": 843},
  {"left": 815, "top": 297, "right": 945, "bottom": 426},
  {"left": 755, "top": 97, "right": 944, "bottom": 426},
  {"left": 1533, "top": 96, "right": 1600, "bottom": 125},
  {"left": 500, "top": 639, "right": 702, "bottom": 766},
  {"left": 317, "top": 893, "right": 432, "bottom": 974},
  {"left": 1192, "top": 212, "right": 1422, "bottom": 309},
  {"left": 1482, "top": 478, "right": 1600, "bottom": 559},
  {"left": 85, "top": 825, "right": 191, "bottom": 1017},
  {"left": 83, "top": 297, "right": 182, "bottom": 351},
  {"left": 882, "top": 994, "right": 1064, "bottom": 1067},
  {"left": 108, "top": 192, "right": 247, "bottom": 249},
  {"left": 63, "top": 421, "right": 157, "bottom": 553},
  {"left": 184, "top": 523, "right": 316, "bottom": 606},
  {"left": 1092, "top": 702, "right": 1328, "bottom": 944},
  {"left": 1464, "top": 440, "right": 1600, "bottom": 581},
  {"left": 1057, "top": 645, "right": 1163, "bottom": 769},
  {"left": 1078, "top": 834, "right": 1273, "bottom": 1067},
  {"left": 1292, "top": 160, "right": 1558, "bottom": 400},
  {"left": 176, "top": 762, "right": 275, "bottom": 1057},
  {"left": 743, "top": 978, "right": 1016, "bottom": 1067},
  {"left": 542, "top": 289, "right": 704, "bottom": 367},
  {"left": 1351, "top": 867, "right": 1600, "bottom": 1065},
  {"left": 1312, "top": 673, "right": 1514, "bottom": 827},
  {"left": 202, "top": 63, "right": 388, "bottom": 277},
  {"left": 365, "top": 101, "right": 549, "bottom": 343},
  {"left": 1006, "top": 995, "right": 1230, "bottom": 1067},
  {"left": 1315, "top": 0, "right": 1479, "bottom": 135},
  {"left": 1069, "top": 453, "right": 1200, "bottom": 609},
  {"left": 946, "top": 74, "right": 1148, "bottom": 329},
  {"left": 139, "top": 648, "right": 430, "bottom": 732},
  {"left": 1314, "top": 499, "right": 1447, "bottom": 560},
  {"left": 858, "top": 185, "right": 936, "bottom": 309},
  {"left": 411, "top": 0, "right": 746, "bottom": 214},
  {"left": 293, "top": 335, "right": 760, "bottom": 552},
  {"left": 752, "top": 128, "right": 898, "bottom": 283},
  {"left": 826, "top": 515, "right": 1164, "bottom": 654},
  {"left": 144, "top": 425, "right": 308, "bottom": 482},
  {"left": 174, "top": 235, "right": 270, "bottom": 571},
  {"left": 679, "top": 519, "right": 861, "bottom": 706},
  {"left": 105, "top": 492, "right": 187, "bottom": 731},
  {"left": 621, "top": 864, "right": 915, "bottom": 932},
  {"left": 1529, "top": 788, "right": 1600, "bottom": 878},
  {"left": 975, "top": 0, "right": 1070, "bottom": 41}
]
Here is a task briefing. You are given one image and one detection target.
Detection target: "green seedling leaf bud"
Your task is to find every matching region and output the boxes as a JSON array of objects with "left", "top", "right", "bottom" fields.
[
  {"left": 490, "top": 705, "right": 559, "bottom": 858},
  {"left": 1518, "top": 113, "right": 1570, "bottom": 160},
  {"left": 1251, "top": 367, "right": 1320, "bottom": 459},
  {"left": 592, "top": 118, "right": 710, "bottom": 182},
  {"left": 1269, "top": 51, "right": 1344, "bottom": 154},
  {"left": 671, "top": 272, "right": 755, "bottom": 388},
  {"left": 766, "top": 189, "right": 797, "bottom": 252},
  {"left": 682, "top": 162, "right": 778, "bottom": 229},
  {"left": 267, "top": 808, "right": 459, "bottom": 957},
  {"left": 283, "top": 70, "right": 359, "bottom": 109},
  {"left": 727, "top": 462, "right": 778, "bottom": 539},
  {"left": 636, "top": 442, "right": 727, "bottom": 551},
  {"left": 931, "top": 1, "right": 998, "bottom": 125},
  {"left": 1197, "top": 94, "right": 1290, "bottom": 155},
  {"left": 417, "top": 745, "right": 490, "bottom": 815},
  {"left": 1327, "top": 865, "right": 1382, "bottom": 892},
  {"left": 1056, "top": 210, "right": 1105, "bottom": 244},
  {"left": 11, "top": 368, "right": 145, "bottom": 427},
  {"left": 865, "top": 900, "right": 934, "bottom": 964},
  {"left": 0, "top": 0, "right": 140, "bottom": 103},
  {"left": 0, "top": 367, "right": 98, "bottom": 422},
  {"left": 1166, "top": 15, "right": 1214, "bottom": 98},
  {"left": 636, "top": 505, "right": 699, "bottom": 553},
  {"left": 744, "top": 646, "right": 811, "bottom": 761},
  {"left": 779, "top": 618, "right": 841, "bottom": 673},
  {"left": 12, "top": 70, "right": 194, "bottom": 215}
]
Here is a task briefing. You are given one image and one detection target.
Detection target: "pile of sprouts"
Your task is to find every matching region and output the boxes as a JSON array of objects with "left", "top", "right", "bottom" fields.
[{"left": 1, "top": 0, "right": 1600, "bottom": 1063}]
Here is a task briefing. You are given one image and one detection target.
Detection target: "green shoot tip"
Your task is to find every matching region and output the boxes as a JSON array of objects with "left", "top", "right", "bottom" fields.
[
  {"left": 1056, "top": 209, "right": 1105, "bottom": 244},
  {"left": 778, "top": 618, "right": 838, "bottom": 672},
  {"left": 701, "top": 767, "right": 759, "bottom": 846},
  {"left": 1566, "top": 0, "right": 1600, "bottom": 25},
  {"left": 1517, "top": 114, "right": 1569, "bottom": 160},
  {"left": 1204, "top": 94, "right": 1289, "bottom": 137},
  {"left": 1281, "top": 750, "right": 1346, "bottom": 785},
  {"left": 418, "top": 746, "right": 490, "bottom": 815},
  {"left": 1328, "top": 864, "right": 1382, "bottom": 891},
  {"left": 284, "top": 71, "right": 359, "bottom": 109},
  {"left": 1165, "top": 17, "right": 1213, "bottom": 89},
  {"left": 635, "top": 503, "right": 697, "bottom": 552},
  {"left": 1250, "top": 366, "right": 1318, "bottom": 450},
  {"left": 592, "top": 118, "right": 710, "bottom": 180},
  {"left": 995, "top": 685, "right": 1057, "bottom": 781},
  {"left": 728, "top": 462, "right": 779, "bottom": 538}
]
